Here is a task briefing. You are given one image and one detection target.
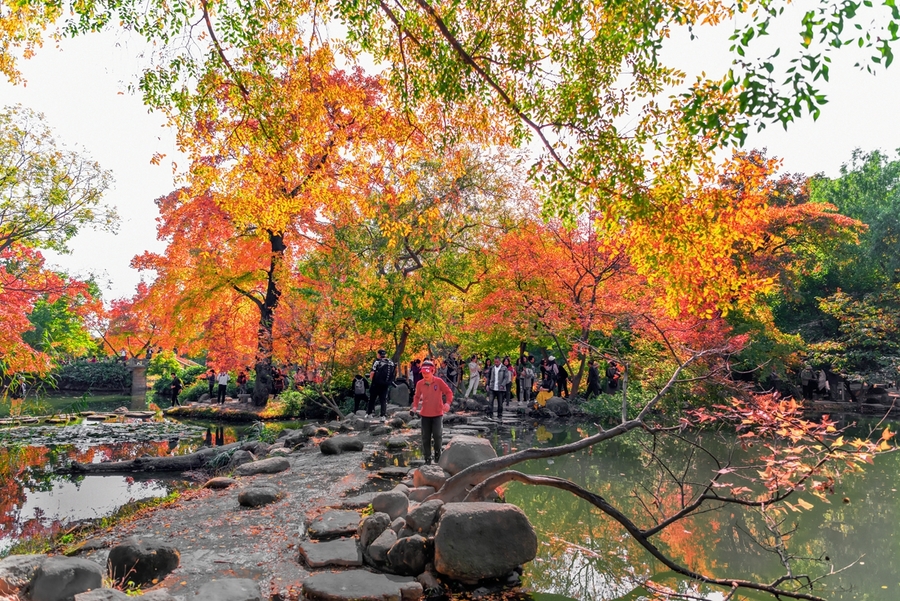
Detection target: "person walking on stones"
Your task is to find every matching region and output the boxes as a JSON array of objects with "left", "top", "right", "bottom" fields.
[
  {"left": 486, "top": 356, "right": 510, "bottom": 418},
  {"left": 352, "top": 374, "right": 370, "bottom": 413},
  {"left": 518, "top": 356, "right": 535, "bottom": 403},
  {"left": 216, "top": 369, "right": 229, "bottom": 405},
  {"left": 368, "top": 349, "right": 395, "bottom": 419},
  {"left": 586, "top": 359, "right": 601, "bottom": 398},
  {"left": 237, "top": 369, "right": 248, "bottom": 396},
  {"left": 800, "top": 365, "right": 815, "bottom": 400},
  {"left": 502, "top": 356, "right": 515, "bottom": 406},
  {"left": 170, "top": 372, "right": 183, "bottom": 407},
  {"left": 464, "top": 355, "right": 481, "bottom": 399},
  {"left": 206, "top": 368, "right": 216, "bottom": 398},
  {"left": 411, "top": 359, "right": 452, "bottom": 465}
]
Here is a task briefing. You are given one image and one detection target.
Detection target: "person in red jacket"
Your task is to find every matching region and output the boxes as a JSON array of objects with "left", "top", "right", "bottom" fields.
[{"left": 412, "top": 359, "right": 453, "bottom": 465}]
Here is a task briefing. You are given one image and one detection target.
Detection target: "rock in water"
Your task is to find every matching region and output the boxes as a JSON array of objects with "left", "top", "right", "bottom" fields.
[
  {"left": 29, "top": 556, "right": 103, "bottom": 601},
  {"left": 320, "top": 435, "right": 364, "bottom": 455},
  {"left": 437, "top": 435, "right": 497, "bottom": 475},
  {"left": 302, "top": 570, "right": 422, "bottom": 601},
  {"left": 196, "top": 578, "right": 261, "bottom": 601},
  {"left": 107, "top": 538, "right": 180, "bottom": 586},
  {"left": 433, "top": 502, "right": 537, "bottom": 584},
  {"left": 545, "top": 396, "right": 571, "bottom": 416}
]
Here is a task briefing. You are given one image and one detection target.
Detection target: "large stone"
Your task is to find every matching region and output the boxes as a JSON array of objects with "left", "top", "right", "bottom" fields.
[
  {"left": 226, "top": 450, "right": 255, "bottom": 470},
  {"left": 107, "top": 538, "right": 180, "bottom": 586},
  {"left": 281, "top": 430, "right": 309, "bottom": 448},
  {"left": 385, "top": 436, "right": 409, "bottom": 450},
  {"left": 412, "top": 464, "right": 449, "bottom": 490},
  {"left": 302, "top": 570, "right": 422, "bottom": 601},
  {"left": 320, "top": 435, "right": 364, "bottom": 455},
  {"left": 237, "top": 485, "right": 281, "bottom": 508},
  {"left": 308, "top": 510, "right": 361, "bottom": 539},
  {"left": 369, "top": 425, "right": 393, "bottom": 436},
  {"left": 0, "top": 554, "right": 45, "bottom": 594},
  {"left": 29, "top": 556, "right": 103, "bottom": 601},
  {"left": 367, "top": 529, "right": 397, "bottom": 565},
  {"left": 405, "top": 499, "right": 444, "bottom": 534},
  {"left": 358, "top": 512, "right": 391, "bottom": 550},
  {"left": 372, "top": 490, "right": 409, "bottom": 520},
  {"left": 74, "top": 590, "right": 128, "bottom": 601},
  {"left": 545, "top": 396, "right": 571, "bottom": 416},
  {"left": 341, "top": 492, "right": 377, "bottom": 509},
  {"left": 434, "top": 502, "right": 537, "bottom": 584},
  {"left": 386, "top": 534, "right": 429, "bottom": 576},
  {"left": 408, "top": 486, "right": 435, "bottom": 503},
  {"left": 437, "top": 436, "right": 497, "bottom": 475},
  {"left": 134, "top": 592, "right": 177, "bottom": 601},
  {"left": 389, "top": 383, "right": 410, "bottom": 407},
  {"left": 392, "top": 411, "right": 412, "bottom": 423},
  {"left": 234, "top": 456, "right": 290, "bottom": 476},
  {"left": 195, "top": 578, "right": 261, "bottom": 601},
  {"left": 298, "top": 539, "right": 362, "bottom": 568}
]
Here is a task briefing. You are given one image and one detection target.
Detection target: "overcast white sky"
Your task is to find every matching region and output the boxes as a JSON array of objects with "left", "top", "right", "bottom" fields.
[{"left": 0, "top": 18, "right": 897, "bottom": 302}]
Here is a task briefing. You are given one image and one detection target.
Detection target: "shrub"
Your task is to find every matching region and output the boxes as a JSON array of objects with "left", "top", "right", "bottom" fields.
[{"left": 51, "top": 361, "right": 131, "bottom": 391}]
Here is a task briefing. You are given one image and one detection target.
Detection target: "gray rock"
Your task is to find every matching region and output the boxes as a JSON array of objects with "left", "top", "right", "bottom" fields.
[
  {"left": 437, "top": 435, "right": 497, "bottom": 475},
  {"left": 358, "top": 513, "right": 391, "bottom": 550},
  {"left": 135, "top": 592, "right": 177, "bottom": 601},
  {"left": 241, "top": 441, "right": 270, "bottom": 455},
  {"left": 301, "top": 424, "right": 320, "bottom": 437},
  {"left": 385, "top": 436, "right": 408, "bottom": 449},
  {"left": 298, "top": 539, "right": 362, "bottom": 568},
  {"left": 106, "top": 537, "right": 180, "bottom": 586},
  {"left": 406, "top": 499, "right": 444, "bottom": 534},
  {"left": 226, "top": 450, "right": 255, "bottom": 470},
  {"left": 389, "top": 383, "right": 410, "bottom": 407},
  {"left": 390, "top": 517, "right": 406, "bottom": 533},
  {"left": 198, "top": 393, "right": 211, "bottom": 403},
  {"left": 545, "top": 396, "right": 571, "bottom": 416},
  {"left": 408, "top": 486, "right": 435, "bottom": 502},
  {"left": 237, "top": 485, "right": 281, "bottom": 508},
  {"left": 202, "top": 476, "right": 236, "bottom": 489},
  {"left": 378, "top": 466, "right": 411, "bottom": 479},
  {"left": 407, "top": 418, "right": 421, "bottom": 429},
  {"left": 392, "top": 483, "right": 410, "bottom": 496},
  {"left": 196, "top": 578, "right": 261, "bottom": 601},
  {"left": 320, "top": 435, "right": 364, "bottom": 455},
  {"left": 417, "top": 569, "right": 442, "bottom": 595},
  {"left": 392, "top": 411, "right": 412, "bottom": 423},
  {"left": 397, "top": 526, "right": 415, "bottom": 539},
  {"left": 282, "top": 431, "right": 309, "bottom": 448},
  {"left": 74, "top": 589, "right": 129, "bottom": 601},
  {"left": 308, "top": 510, "right": 361, "bottom": 539},
  {"left": 29, "top": 556, "right": 103, "bottom": 601},
  {"left": 412, "top": 464, "right": 449, "bottom": 490},
  {"left": 372, "top": 490, "right": 409, "bottom": 520},
  {"left": 442, "top": 414, "right": 468, "bottom": 426},
  {"left": 234, "top": 456, "right": 290, "bottom": 476},
  {"left": 465, "top": 399, "right": 485, "bottom": 412},
  {"left": 369, "top": 425, "right": 393, "bottom": 436},
  {"left": 388, "top": 417, "right": 405, "bottom": 429},
  {"left": 0, "top": 554, "right": 45, "bottom": 594},
  {"left": 368, "top": 528, "right": 397, "bottom": 564},
  {"left": 387, "top": 534, "right": 429, "bottom": 576},
  {"left": 344, "top": 417, "right": 367, "bottom": 431},
  {"left": 267, "top": 447, "right": 291, "bottom": 457},
  {"left": 302, "top": 570, "right": 422, "bottom": 601},
  {"left": 434, "top": 502, "right": 537, "bottom": 584}
]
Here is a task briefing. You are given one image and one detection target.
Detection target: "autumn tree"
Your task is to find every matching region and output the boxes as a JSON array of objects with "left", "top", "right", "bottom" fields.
[{"left": 0, "top": 105, "right": 115, "bottom": 378}]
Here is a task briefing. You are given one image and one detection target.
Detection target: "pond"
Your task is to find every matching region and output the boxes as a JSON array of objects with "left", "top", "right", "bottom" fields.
[{"left": 493, "top": 421, "right": 900, "bottom": 601}]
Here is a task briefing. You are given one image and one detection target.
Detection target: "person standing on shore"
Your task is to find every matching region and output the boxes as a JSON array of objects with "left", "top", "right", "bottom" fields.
[
  {"left": 216, "top": 369, "right": 230, "bottom": 404},
  {"left": 170, "top": 372, "right": 183, "bottom": 407},
  {"left": 411, "top": 360, "right": 452, "bottom": 465}
]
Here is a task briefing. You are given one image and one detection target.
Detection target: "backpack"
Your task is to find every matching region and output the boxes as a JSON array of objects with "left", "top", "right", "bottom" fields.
[
  {"left": 372, "top": 359, "right": 394, "bottom": 385},
  {"left": 354, "top": 378, "right": 366, "bottom": 395}
]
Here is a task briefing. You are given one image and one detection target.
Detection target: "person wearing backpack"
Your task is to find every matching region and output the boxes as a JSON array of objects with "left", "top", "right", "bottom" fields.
[
  {"left": 352, "top": 374, "right": 369, "bottom": 413},
  {"left": 586, "top": 360, "right": 601, "bottom": 398},
  {"left": 368, "top": 349, "right": 396, "bottom": 419}
]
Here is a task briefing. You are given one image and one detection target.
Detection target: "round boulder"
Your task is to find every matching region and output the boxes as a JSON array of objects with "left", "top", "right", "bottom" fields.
[
  {"left": 320, "top": 435, "right": 364, "bottom": 455},
  {"left": 437, "top": 436, "right": 497, "bottom": 475},
  {"left": 358, "top": 512, "right": 391, "bottom": 550},
  {"left": 433, "top": 502, "right": 537, "bottom": 584},
  {"left": 238, "top": 485, "right": 281, "bottom": 508},
  {"left": 107, "top": 537, "right": 180, "bottom": 586},
  {"left": 386, "top": 534, "right": 429, "bottom": 576},
  {"left": 412, "top": 464, "right": 449, "bottom": 490},
  {"left": 545, "top": 396, "right": 571, "bottom": 416},
  {"left": 371, "top": 490, "right": 409, "bottom": 520},
  {"left": 234, "top": 456, "right": 290, "bottom": 476},
  {"left": 29, "top": 556, "right": 103, "bottom": 601}
]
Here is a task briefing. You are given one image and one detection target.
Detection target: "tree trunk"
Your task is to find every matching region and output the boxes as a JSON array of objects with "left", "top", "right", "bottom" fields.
[
  {"left": 571, "top": 354, "right": 587, "bottom": 395},
  {"left": 252, "top": 231, "right": 285, "bottom": 407},
  {"left": 392, "top": 323, "right": 411, "bottom": 363}
]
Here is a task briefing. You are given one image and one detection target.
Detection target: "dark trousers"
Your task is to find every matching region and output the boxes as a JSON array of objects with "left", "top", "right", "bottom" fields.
[
  {"left": 586, "top": 381, "right": 600, "bottom": 398},
  {"left": 558, "top": 377, "right": 569, "bottom": 397},
  {"left": 421, "top": 415, "right": 443, "bottom": 463},
  {"left": 172, "top": 390, "right": 181, "bottom": 407},
  {"left": 353, "top": 393, "right": 367, "bottom": 413},
  {"left": 802, "top": 381, "right": 815, "bottom": 399},
  {"left": 367, "top": 384, "right": 388, "bottom": 416},
  {"left": 217, "top": 384, "right": 227, "bottom": 404},
  {"left": 208, "top": 382, "right": 215, "bottom": 397},
  {"left": 505, "top": 382, "right": 512, "bottom": 405},
  {"left": 489, "top": 389, "right": 505, "bottom": 417}
]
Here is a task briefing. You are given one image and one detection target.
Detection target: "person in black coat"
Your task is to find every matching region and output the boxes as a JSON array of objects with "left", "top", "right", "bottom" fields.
[{"left": 586, "top": 360, "right": 601, "bottom": 398}]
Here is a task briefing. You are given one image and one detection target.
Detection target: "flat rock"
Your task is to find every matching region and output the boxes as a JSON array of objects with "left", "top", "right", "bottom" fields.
[
  {"left": 74, "top": 589, "right": 129, "bottom": 601},
  {"left": 377, "top": 466, "right": 411, "bottom": 479},
  {"left": 298, "top": 539, "right": 362, "bottom": 568},
  {"left": 302, "top": 570, "right": 423, "bottom": 601},
  {"left": 107, "top": 537, "right": 180, "bottom": 586},
  {"left": 234, "top": 456, "right": 290, "bottom": 476},
  {"left": 196, "top": 578, "right": 262, "bottom": 601},
  {"left": 385, "top": 436, "right": 408, "bottom": 449},
  {"left": 308, "top": 510, "right": 361, "bottom": 539},
  {"left": 369, "top": 425, "right": 393, "bottom": 436},
  {"left": 320, "top": 435, "right": 365, "bottom": 455},
  {"left": 203, "top": 477, "right": 236, "bottom": 489},
  {"left": 437, "top": 435, "right": 497, "bottom": 475},
  {"left": 0, "top": 554, "right": 45, "bottom": 594},
  {"left": 238, "top": 485, "right": 281, "bottom": 508},
  {"left": 29, "top": 556, "right": 103, "bottom": 601},
  {"left": 340, "top": 492, "right": 377, "bottom": 509}
]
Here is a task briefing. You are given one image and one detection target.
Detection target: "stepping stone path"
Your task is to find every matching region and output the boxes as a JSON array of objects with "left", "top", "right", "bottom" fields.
[
  {"left": 196, "top": 577, "right": 262, "bottom": 601},
  {"left": 308, "top": 510, "right": 361, "bottom": 539},
  {"left": 302, "top": 570, "right": 423, "bottom": 601},
  {"left": 298, "top": 539, "right": 363, "bottom": 568}
]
